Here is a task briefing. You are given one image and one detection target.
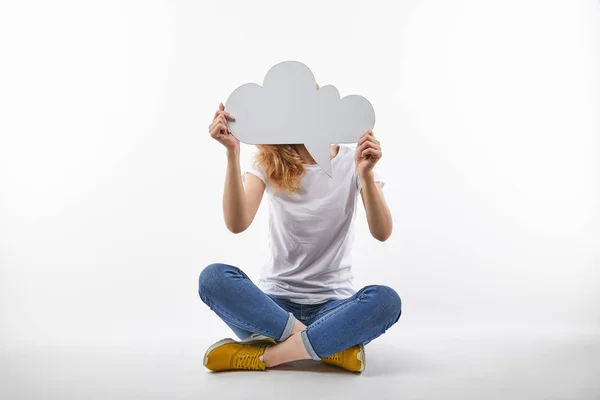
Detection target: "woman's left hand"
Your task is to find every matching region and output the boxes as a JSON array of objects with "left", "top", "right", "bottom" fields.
[{"left": 354, "top": 129, "right": 382, "bottom": 180}]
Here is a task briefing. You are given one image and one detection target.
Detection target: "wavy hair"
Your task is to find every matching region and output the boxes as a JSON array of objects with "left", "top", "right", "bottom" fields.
[{"left": 253, "top": 144, "right": 306, "bottom": 194}]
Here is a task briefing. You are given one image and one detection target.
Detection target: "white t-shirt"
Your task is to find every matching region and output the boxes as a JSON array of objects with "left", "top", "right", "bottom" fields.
[{"left": 242, "top": 144, "right": 384, "bottom": 304}]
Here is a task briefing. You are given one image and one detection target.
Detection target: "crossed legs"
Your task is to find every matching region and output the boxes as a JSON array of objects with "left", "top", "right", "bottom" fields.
[{"left": 198, "top": 263, "right": 401, "bottom": 368}]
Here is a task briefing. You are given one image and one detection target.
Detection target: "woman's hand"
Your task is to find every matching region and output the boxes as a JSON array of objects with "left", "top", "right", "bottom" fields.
[
  {"left": 354, "top": 129, "right": 382, "bottom": 180},
  {"left": 209, "top": 102, "right": 239, "bottom": 153}
]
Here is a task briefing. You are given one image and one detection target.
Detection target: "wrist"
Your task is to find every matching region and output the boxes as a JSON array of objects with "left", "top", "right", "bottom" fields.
[
  {"left": 226, "top": 147, "right": 240, "bottom": 160},
  {"left": 359, "top": 170, "right": 375, "bottom": 183}
]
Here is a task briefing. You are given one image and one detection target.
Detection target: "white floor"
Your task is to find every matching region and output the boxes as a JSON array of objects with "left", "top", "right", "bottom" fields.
[{"left": 2, "top": 325, "right": 599, "bottom": 400}]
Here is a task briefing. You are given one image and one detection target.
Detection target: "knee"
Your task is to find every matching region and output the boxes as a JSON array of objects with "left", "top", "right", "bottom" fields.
[
  {"left": 367, "top": 285, "right": 402, "bottom": 325},
  {"left": 198, "top": 263, "right": 235, "bottom": 303}
]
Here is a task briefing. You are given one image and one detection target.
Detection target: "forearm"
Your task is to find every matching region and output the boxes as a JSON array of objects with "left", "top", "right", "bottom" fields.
[
  {"left": 360, "top": 174, "right": 393, "bottom": 241},
  {"left": 223, "top": 149, "right": 249, "bottom": 233}
]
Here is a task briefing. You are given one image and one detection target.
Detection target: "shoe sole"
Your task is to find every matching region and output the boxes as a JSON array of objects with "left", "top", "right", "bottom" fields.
[
  {"left": 356, "top": 343, "right": 366, "bottom": 372},
  {"left": 202, "top": 335, "right": 275, "bottom": 368}
]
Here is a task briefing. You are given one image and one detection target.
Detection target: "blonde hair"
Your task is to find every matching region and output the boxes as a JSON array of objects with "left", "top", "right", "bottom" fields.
[
  {"left": 253, "top": 82, "right": 321, "bottom": 194},
  {"left": 253, "top": 145, "right": 306, "bottom": 194}
]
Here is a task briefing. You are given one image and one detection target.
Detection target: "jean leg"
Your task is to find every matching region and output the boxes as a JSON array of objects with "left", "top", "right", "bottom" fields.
[
  {"left": 300, "top": 285, "right": 402, "bottom": 360},
  {"left": 198, "top": 263, "right": 298, "bottom": 342},
  {"left": 267, "top": 296, "right": 303, "bottom": 322}
]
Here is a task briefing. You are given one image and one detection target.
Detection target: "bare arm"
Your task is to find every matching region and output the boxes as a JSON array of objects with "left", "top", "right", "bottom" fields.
[
  {"left": 223, "top": 148, "right": 265, "bottom": 233},
  {"left": 209, "top": 102, "right": 265, "bottom": 233},
  {"left": 360, "top": 178, "right": 393, "bottom": 241},
  {"left": 355, "top": 130, "right": 393, "bottom": 241}
]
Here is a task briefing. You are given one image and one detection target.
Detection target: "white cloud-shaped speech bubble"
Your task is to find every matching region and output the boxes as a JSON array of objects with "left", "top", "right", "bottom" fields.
[{"left": 224, "top": 60, "right": 375, "bottom": 177}]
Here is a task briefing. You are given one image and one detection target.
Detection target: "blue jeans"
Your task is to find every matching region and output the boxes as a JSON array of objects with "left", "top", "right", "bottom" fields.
[{"left": 198, "top": 263, "right": 402, "bottom": 360}]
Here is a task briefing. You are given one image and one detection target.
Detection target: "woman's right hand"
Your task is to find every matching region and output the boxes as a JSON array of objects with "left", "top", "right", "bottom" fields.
[{"left": 209, "top": 102, "right": 239, "bottom": 152}]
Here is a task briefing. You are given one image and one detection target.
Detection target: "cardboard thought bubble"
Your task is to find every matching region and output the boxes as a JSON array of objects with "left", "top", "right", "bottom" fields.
[{"left": 225, "top": 60, "right": 375, "bottom": 177}]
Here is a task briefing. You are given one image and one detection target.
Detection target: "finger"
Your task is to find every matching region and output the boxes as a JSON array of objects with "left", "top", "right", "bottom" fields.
[
  {"left": 217, "top": 121, "right": 227, "bottom": 133},
  {"left": 216, "top": 110, "right": 235, "bottom": 121},
  {"left": 219, "top": 102, "right": 224, "bottom": 111},
  {"left": 355, "top": 143, "right": 368, "bottom": 163},
  {"left": 356, "top": 139, "right": 379, "bottom": 157},
  {"left": 217, "top": 115, "right": 232, "bottom": 133},
  {"left": 357, "top": 132, "right": 369, "bottom": 146},
  {"left": 211, "top": 122, "right": 227, "bottom": 136},
  {"left": 357, "top": 131, "right": 377, "bottom": 147},
  {"left": 209, "top": 124, "right": 222, "bottom": 138},
  {"left": 211, "top": 126, "right": 227, "bottom": 139},
  {"left": 214, "top": 115, "right": 232, "bottom": 133},
  {"left": 217, "top": 110, "right": 236, "bottom": 121},
  {"left": 367, "top": 138, "right": 381, "bottom": 150},
  {"left": 209, "top": 118, "right": 222, "bottom": 133},
  {"left": 362, "top": 148, "right": 382, "bottom": 159},
  {"left": 358, "top": 135, "right": 378, "bottom": 148},
  {"left": 208, "top": 119, "right": 221, "bottom": 131},
  {"left": 213, "top": 109, "right": 235, "bottom": 122}
]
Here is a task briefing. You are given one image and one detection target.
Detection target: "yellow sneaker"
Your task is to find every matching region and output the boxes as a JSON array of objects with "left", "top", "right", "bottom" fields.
[
  {"left": 203, "top": 335, "right": 277, "bottom": 372},
  {"left": 320, "top": 343, "right": 365, "bottom": 372}
]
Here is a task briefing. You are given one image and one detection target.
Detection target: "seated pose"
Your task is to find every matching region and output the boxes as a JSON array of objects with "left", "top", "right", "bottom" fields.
[{"left": 199, "top": 97, "right": 401, "bottom": 373}]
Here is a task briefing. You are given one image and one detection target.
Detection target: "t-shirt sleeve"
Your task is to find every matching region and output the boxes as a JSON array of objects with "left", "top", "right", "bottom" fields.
[
  {"left": 242, "top": 160, "right": 267, "bottom": 187},
  {"left": 356, "top": 163, "right": 385, "bottom": 192}
]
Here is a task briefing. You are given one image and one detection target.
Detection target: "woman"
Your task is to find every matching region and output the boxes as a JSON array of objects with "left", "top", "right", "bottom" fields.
[{"left": 199, "top": 91, "right": 401, "bottom": 373}]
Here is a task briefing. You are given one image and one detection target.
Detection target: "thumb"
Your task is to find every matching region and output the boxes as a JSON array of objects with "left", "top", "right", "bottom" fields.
[{"left": 219, "top": 102, "right": 225, "bottom": 111}]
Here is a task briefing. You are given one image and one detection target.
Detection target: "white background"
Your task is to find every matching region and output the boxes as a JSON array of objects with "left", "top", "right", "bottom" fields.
[{"left": 0, "top": 0, "right": 598, "bottom": 398}]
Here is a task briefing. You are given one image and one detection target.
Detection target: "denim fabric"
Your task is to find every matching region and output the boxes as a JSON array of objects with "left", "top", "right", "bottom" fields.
[{"left": 198, "top": 263, "right": 402, "bottom": 359}]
